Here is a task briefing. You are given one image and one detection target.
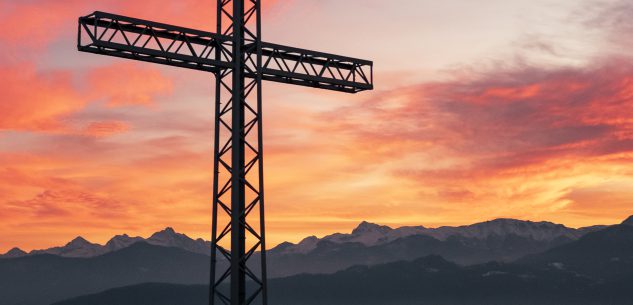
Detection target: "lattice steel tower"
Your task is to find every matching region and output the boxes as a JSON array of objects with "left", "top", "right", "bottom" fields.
[{"left": 77, "top": 1, "right": 373, "bottom": 304}]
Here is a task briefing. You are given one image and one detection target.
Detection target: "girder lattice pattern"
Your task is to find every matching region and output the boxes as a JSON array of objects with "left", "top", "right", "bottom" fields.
[
  {"left": 78, "top": 11, "right": 373, "bottom": 93},
  {"left": 78, "top": 11, "right": 232, "bottom": 72},
  {"left": 255, "top": 42, "right": 372, "bottom": 92},
  {"left": 211, "top": 0, "right": 267, "bottom": 305}
]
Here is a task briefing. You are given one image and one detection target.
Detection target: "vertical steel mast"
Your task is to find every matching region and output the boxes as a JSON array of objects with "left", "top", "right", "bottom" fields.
[{"left": 211, "top": 1, "right": 266, "bottom": 304}]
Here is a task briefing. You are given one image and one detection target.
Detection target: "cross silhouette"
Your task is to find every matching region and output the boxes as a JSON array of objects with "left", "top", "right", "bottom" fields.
[{"left": 77, "top": 1, "right": 373, "bottom": 304}]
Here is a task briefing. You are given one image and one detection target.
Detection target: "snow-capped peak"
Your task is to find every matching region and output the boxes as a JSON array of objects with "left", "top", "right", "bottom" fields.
[
  {"left": 147, "top": 227, "right": 209, "bottom": 255},
  {"left": 270, "top": 235, "right": 320, "bottom": 255},
  {"left": 27, "top": 236, "right": 106, "bottom": 258},
  {"left": 2, "top": 227, "right": 211, "bottom": 259},
  {"left": 321, "top": 221, "right": 394, "bottom": 246},
  {"left": 148, "top": 227, "right": 179, "bottom": 241},
  {"left": 280, "top": 217, "right": 604, "bottom": 254},
  {"left": 352, "top": 221, "right": 392, "bottom": 235},
  {"left": 295, "top": 236, "right": 319, "bottom": 253},
  {"left": 3, "top": 215, "right": 618, "bottom": 259},
  {"left": 66, "top": 236, "right": 92, "bottom": 248},
  {"left": 298, "top": 235, "right": 318, "bottom": 245},
  {"left": 426, "top": 218, "right": 583, "bottom": 241},
  {"left": 105, "top": 234, "right": 144, "bottom": 252}
]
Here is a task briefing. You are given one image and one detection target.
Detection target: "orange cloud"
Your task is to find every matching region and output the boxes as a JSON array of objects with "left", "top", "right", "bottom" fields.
[
  {"left": 83, "top": 121, "right": 130, "bottom": 137},
  {"left": 0, "top": 65, "right": 84, "bottom": 132},
  {"left": 326, "top": 60, "right": 633, "bottom": 172},
  {"left": 0, "top": 0, "right": 85, "bottom": 48},
  {"left": 114, "top": 0, "right": 292, "bottom": 30},
  {"left": 0, "top": 63, "right": 164, "bottom": 135},
  {"left": 87, "top": 63, "right": 174, "bottom": 107},
  {"left": 0, "top": 141, "right": 213, "bottom": 251},
  {"left": 0, "top": 0, "right": 293, "bottom": 51},
  {"left": 298, "top": 58, "right": 633, "bottom": 227}
]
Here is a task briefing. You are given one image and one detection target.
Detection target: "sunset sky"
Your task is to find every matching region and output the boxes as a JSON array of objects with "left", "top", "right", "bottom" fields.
[{"left": 1, "top": 0, "right": 633, "bottom": 253}]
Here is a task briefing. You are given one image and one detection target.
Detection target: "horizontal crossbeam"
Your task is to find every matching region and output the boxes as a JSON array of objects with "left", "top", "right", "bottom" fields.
[
  {"left": 78, "top": 11, "right": 232, "bottom": 73},
  {"left": 78, "top": 11, "right": 373, "bottom": 93}
]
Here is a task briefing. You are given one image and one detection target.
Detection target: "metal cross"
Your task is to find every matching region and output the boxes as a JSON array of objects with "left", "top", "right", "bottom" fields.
[{"left": 77, "top": 1, "right": 373, "bottom": 304}]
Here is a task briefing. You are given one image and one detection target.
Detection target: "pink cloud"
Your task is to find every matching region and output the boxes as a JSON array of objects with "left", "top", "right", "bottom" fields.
[
  {"left": 0, "top": 62, "right": 169, "bottom": 135},
  {"left": 322, "top": 59, "right": 633, "bottom": 176},
  {"left": 0, "top": 0, "right": 86, "bottom": 48},
  {"left": 83, "top": 121, "right": 130, "bottom": 137},
  {"left": 0, "top": 0, "right": 293, "bottom": 50},
  {"left": 0, "top": 65, "right": 84, "bottom": 132},
  {"left": 87, "top": 63, "right": 174, "bottom": 107}
]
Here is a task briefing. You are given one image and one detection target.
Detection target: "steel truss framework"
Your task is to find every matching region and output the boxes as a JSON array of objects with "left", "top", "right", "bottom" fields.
[
  {"left": 78, "top": 12, "right": 372, "bottom": 93},
  {"left": 77, "top": 1, "right": 373, "bottom": 305}
]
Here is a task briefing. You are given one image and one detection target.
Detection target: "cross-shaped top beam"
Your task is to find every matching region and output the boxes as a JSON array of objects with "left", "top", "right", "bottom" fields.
[{"left": 78, "top": 11, "right": 373, "bottom": 93}]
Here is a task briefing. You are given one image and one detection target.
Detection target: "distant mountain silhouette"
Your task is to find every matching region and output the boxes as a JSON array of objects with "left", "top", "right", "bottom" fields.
[
  {"left": 0, "top": 243, "right": 211, "bottom": 305},
  {"left": 1, "top": 218, "right": 605, "bottom": 259},
  {"left": 0, "top": 229, "right": 579, "bottom": 305},
  {"left": 54, "top": 219, "right": 633, "bottom": 305},
  {"left": 520, "top": 224, "right": 633, "bottom": 279},
  {"left": 103, "top": 234, "right": 145, "bottom": 252},
  {"left": 29, "top": 236, "right": 105, "bottom": 257},
  {"left": 2, "top": 227, "right": 210, "bottom": 259},
  {"left": 2, "top": 247, "right": 26, "bottom": 258},
  {"left": 266, "top": 231, "right": 571, "bottom": 276},
  {"left": 2, "top": 215, "right": 630, "bottom": 305},
  {"left": 277, "top": 218, "right": 604, "bottom": 253},
  {"left": 264, "top": 217, "right": 607, "bottom": 276}
]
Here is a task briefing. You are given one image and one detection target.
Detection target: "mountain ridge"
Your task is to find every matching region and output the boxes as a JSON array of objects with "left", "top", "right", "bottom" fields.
[
  {"left": 2, "top": 247, "right": 27, "bottom": 258},
  {"left": 1, "top": 227, "right": 211, "bottom": 258},
  {"left": 1, "top": 215, "right": 631, "bottom": 305},
  {"left": 273, "top": 217, "right": 609, "bottom": 255},
  {"left": 52, "top": 224, "right": 633, "bottom": 305},
  {"left": 2, "top": 216, "right": 625, "bottom": 259},
  {"left": 0, "top": 242, "right": 211, "bottom": 305}
]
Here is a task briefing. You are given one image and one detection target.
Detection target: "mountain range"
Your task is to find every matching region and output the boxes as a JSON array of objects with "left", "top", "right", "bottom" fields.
[
  {"left": 53, "top": 219, "right": 633, "bottom": 305},
  {"left": 0, "top": 216, "right": 629, "bottom": 305},
  {"left": 0, "top": 243, "right": 210, "bottom": 305},
  {"left": 1, "top": 217, "right": 606, "bottom": 259},
  {"left": 3, "top": 227, "right": 209, "bottom": 258}
]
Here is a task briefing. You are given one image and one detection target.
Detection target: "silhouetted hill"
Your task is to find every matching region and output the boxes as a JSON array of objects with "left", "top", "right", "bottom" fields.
[
  {"left": 4, "top": 219, "right": 626, "bottom": 305},
  {"left": 520, "top": 224, "right": 633, "bottom": 279},
  {"left": 0, "top": 232, "right": 573, "bottom": 305},
  {"left": 5, "top": 216, "right": 632, "bottom": 305},
  {"left": 53, "top": 220, "right": 633, "bottom": 305},
  {"left": 53, "top": 255, "right": 633, "bottom": 305},
  {"left": 51, "top": 283, "right": 207, "bottom": 305},
  {"left": 2, "top": 247, "right": 26, "bottom": 258},
  {"left": 0, "top": 243, "right": 211, "bottom": 305}
]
